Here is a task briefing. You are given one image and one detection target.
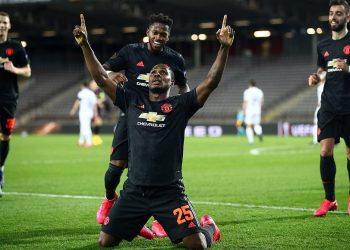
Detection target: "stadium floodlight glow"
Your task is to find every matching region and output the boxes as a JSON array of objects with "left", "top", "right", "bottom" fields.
[
  {"left": 316, "top": 28, "right": 323, "bottom": 34},
  {"left": 122, "top": 26, "right": 138, "bottom": 33},
  {"left": 198, "top": 34, "right": 207, "bottom": 40},
  {"left": 318, "top": 15, "right": 329, "bottom": 22},
  {"left": 143, "top": 36, "right": 149, "bottom": 43},
  {"left": 234, "top": 20, "right": 250, "bottom": 27},
  {"left": 306, "top": 28, "right": 316, "bottom": 35},
  {"left": 199, "top": 22, "right": 216, "bottom": 29},
  {"left": 42, "top": 31, "right": 56, "bottom": 37},
  {"left": 253, "top": 30, "right": 271, "bottom": 38},
  {"left": 21, "top": 41, "right": 27, "bottom": 48},
  {"left": 191, "top": 34, "right": 198, "bottom": 41},
  {"left": 90, "top": 28, "right": 106, "bottom": 35},
  {"left": 269, "top": 18, "right": 283, "bottom": 25}
]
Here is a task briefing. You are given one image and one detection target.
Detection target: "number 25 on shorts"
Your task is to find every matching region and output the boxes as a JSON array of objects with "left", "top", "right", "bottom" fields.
[{"left": 173, "top": 205, "right": 194, "bottom": 225}]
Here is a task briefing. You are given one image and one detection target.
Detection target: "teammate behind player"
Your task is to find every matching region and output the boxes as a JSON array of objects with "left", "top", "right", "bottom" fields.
[
  {"left": 96, "top": 13, "right": 190, "bottom": 238},
  {"left": 242, "top": 80, "right": 264, "bottom": 144},
  {"left": 74, "top": 13, "right": 233, "bottom": 249},
  {"left": 69, "top": 81, "right": 97, "bottom": 147},
  {"left": 0, "top": 11, "right": 31, "bottom": 197},
  {"left": 308, "top": 0, "right": 350, "bottom": 216}
]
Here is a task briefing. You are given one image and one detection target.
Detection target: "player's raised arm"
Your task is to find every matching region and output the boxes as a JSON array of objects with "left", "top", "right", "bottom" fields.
[
  {"left": 73, "top": 14, "right": 124, "bottom": 102},
  {"left": 195, "top": 15, "right": 234, "bottom": 106}
]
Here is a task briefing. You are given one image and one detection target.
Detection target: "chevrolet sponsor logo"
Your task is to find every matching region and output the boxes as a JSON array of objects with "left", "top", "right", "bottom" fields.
[
  {"left": 139, "top": 112, "right": 165, "bottom": 122},
  {"left": 137, "top": 73, "right": 150, "bottom": 82}
]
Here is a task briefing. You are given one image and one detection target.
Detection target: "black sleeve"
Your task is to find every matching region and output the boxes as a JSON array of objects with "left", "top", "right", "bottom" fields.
[
  {"left": 103, "top": 46, "right": 129, "bottom": 72},
  {"left": 14, "top": 42, "right": 30, "bottom": 67},
  {"left": 114, "top": 86, "right": 129, "bottom": 113},
  {"left": 317, "top": 43, "right": 326, "bottom": 69},
  {"left": 173, "top": 55, "right": 187, "bottom": 86},
  {"left": 181, "top": 89, "right": 201, "bottom": 119}
]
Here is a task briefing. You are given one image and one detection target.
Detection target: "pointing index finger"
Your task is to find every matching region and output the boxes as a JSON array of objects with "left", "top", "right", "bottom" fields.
[
  {"left": 80, "top": 14, "right": 86, "bottom": 28},
  {"left": 222, "top": 15, "right": 227, "bottom": 29}
]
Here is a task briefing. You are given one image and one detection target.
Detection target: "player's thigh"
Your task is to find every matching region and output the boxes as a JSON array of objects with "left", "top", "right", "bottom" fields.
[
  {"left": 318, "top": 116, "right": 341, "bottom": 144},
  {"left": 0, "top": 103, "right": 17, "bottom": 136},
  {"left": 151, "top": 184, "right": 201, "bottom": 244},
  {"left": 110, "top": 115, "right": 128, "bottom": 161},
  {"left": 102, "top": 179, "right": 150, "bottom": 241}
]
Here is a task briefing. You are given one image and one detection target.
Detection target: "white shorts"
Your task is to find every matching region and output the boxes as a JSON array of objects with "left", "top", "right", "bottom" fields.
[{"left": 245, "top": 112, "right": 261, "bottom": 125}]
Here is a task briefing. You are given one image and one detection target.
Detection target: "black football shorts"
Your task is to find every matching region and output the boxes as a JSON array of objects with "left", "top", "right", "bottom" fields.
[
  {"left": 0, "top": 102, "right": 17, "bottom": 135},
  {"left": 101, "top": 179, "right": 201, "bottom": 243},
  {"left": 110, "top": 114, "right": 128, "bottom": 161},
  {"left": 318, "top": 111, "right": 350, "bottom": 146}
]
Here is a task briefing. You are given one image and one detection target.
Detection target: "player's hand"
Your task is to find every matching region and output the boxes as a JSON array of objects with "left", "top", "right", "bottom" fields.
[
  {"left": 3, "top": 60, "right": 16, "bottom": 74},
  {"left": 308, "top": 73, "right": 320, "bottom": 86},
  {"left": 0, "top": 57, "right": 9, "bottom": 64},
  {"left": 334, "top": 59, "right": 349, "bottom": 72},
  {"left": 73, "top": 14, "right": 88, "bottom": 46},
  {"left": 110, "top": 72, "right": 128, "bottom": 86},
  {"left": 216, "top": 15, "right": 234, "bottom": 47}
]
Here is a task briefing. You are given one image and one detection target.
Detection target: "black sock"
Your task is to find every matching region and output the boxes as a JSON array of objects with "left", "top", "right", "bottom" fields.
[
  {"left": 320, "top": 155, "right": 336, "bottom": 201},
  {"left": 0, "top": 140, "right": 9, "bottom": 166},
  {"left": 104, "top": 164, "right": 124, "bottom": 200},
  {"left": 200, "top": 224, "right": 215, "bottom": 247},
  {"left": 347, "top": 158, "right": 350, "bottom": 195}
]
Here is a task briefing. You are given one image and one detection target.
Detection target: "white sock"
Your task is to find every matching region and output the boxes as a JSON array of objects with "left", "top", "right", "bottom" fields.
[{"left": 246, "top": 127, "right": 254, "bottom": 144}]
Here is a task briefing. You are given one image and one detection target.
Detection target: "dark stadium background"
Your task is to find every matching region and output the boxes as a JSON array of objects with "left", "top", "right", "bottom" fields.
[{"left": 1, "top": 0, "right": 330, "bottom": 136}]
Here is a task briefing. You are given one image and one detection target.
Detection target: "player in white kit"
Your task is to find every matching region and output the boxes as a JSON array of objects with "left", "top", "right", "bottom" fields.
[
  {"left": 70, "top": 81, "right": 97, "bottom": 147},
  {"left": 242, "top": 80, "right": 264, "bottom": 144},
  {"left": 312, "top": 72, "right": 326, "bottom": 144}
]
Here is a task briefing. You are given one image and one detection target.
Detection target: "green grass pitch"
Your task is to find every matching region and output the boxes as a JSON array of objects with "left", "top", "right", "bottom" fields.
[{"left": 1, "top": 134, "right": 350, "bottom": 249}]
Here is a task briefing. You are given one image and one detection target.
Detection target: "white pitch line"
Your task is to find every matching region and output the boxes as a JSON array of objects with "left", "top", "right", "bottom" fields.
[{"left": 3, "top": 192, "right": 348, "bottom": 214}]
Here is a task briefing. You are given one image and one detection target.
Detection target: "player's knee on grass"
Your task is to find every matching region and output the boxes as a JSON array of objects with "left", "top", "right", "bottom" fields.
[
  {"left": 98, "top": 231, "right": 122, "bottom": 247},
  {"left": 182, "top": 233, "right": 207, "bottom": 249}
]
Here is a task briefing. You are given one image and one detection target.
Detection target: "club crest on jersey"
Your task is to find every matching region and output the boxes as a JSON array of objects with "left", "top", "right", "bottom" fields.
[
  {"left": 323, "top": 51, "right": 329, "bottom": 57},
  {"left": 343, "top": 45, "right": 350, "bottom": 55},
  {"left": 5, "top": 48, "right": 14, "bottom": 57},
  {"left": 139, "top": 112, "right": 166, "bottom": 122},
  {"left": 161, "top": 103, "right": 173, "bottom": 113}
]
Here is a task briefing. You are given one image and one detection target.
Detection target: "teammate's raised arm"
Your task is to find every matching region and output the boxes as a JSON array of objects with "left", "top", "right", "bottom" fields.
[
  {"left": 73, "top": 14, "right": 125, "bottom": 102},
  {"left": 195, "top": 15, "right": 234, "bottom": 106}
]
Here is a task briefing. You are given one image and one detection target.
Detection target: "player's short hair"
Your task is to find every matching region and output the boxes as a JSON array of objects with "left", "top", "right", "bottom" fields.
[
  {"left": 0, "top": 11, "right": 10, "bottom": 18},
  {"left": 151, "top": 64, "right": 174, "bottom": 80},
  {"left": 329, "top": 0, "right": 350, "bottom": 14},
  {"left": 249, "top": 79, "right": 256, "bottom": 86},
  {"left": 149, "top": 13, "right": 173, "bottom": 30}
]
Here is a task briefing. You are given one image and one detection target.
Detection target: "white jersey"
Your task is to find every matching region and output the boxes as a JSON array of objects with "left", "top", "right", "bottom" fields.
[
  {"left": 77, "top": 88, "right": 97, "bottom": 118},
  {"left": 243, "top": 86, "right": 264, "bottom": 114}
]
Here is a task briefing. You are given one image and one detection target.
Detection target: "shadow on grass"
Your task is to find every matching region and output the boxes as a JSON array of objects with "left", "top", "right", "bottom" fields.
[
  {"left": 223, "top": 214, "right": 312, "bottom": 226},
  {"left": 1, "top": 227, "right": 181, "bottom": 249}
]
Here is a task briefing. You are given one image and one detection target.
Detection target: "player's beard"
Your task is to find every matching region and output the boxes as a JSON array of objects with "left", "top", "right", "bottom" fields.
[
  {"left": 149, "top": 85, "right": 167, "bottom": 94},
  {"left": 330, "top": 19, "right": 347, "bottom": 32}
]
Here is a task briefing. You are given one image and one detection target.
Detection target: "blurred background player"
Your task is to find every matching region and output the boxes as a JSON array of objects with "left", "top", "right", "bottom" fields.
[
  {"left": 96, "top": 13, "right": 190, "bottom": 238},
  {"left": 312, "top": 72, "right": 326, "bottom": 145},
  {"left": 308, "top": 0, "right": 350, "bottom": 216},
  {"left": 235, "top": 106, "right": 245, "bottom": 136},
  {"left": 0, "top": 11, "right": 31, "bottom": 197},
  {"left": 70, "top": 81, "right": 97, "bottom": 147},
  {"left": 89, "top": 79, "right": 105, "bottom": 146},
  {"left": 242, "top": 79, "right": 264, "bottom": 144}
]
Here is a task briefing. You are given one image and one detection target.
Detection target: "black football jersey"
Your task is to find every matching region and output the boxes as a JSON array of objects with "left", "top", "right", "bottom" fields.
[
  {"left": 0, "top": 39, "right": 30, "bottom": 103},
  {"left": 317, "top": 33, "right": 350, "bottom": 114},
  {"left": 103, "top": 43, "right": 187, "bottom": 96},
  {"left": 115, "top": 87, "right": 200, "bottom": 186}
]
